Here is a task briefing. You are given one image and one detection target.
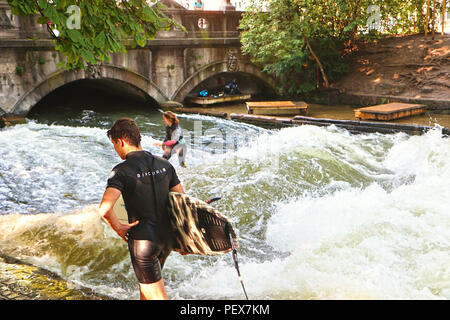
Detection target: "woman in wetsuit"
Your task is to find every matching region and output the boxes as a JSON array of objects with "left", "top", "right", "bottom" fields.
[{"left": 154, "top": 111, "right": 187, "bottom": 168}]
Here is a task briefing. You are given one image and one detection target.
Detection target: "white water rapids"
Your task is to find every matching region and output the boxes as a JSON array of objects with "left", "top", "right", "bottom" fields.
[{"left": 0, "top": 115, "right": 448, "bottom": 300}]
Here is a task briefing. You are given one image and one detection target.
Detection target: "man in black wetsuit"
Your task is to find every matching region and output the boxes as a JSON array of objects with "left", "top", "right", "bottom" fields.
[{"left": 99, "top": 118, "right": 184, "bottom": 300}]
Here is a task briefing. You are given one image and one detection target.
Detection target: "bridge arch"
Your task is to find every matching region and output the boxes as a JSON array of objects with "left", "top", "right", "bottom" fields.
[
  {"left": 12, "top": 65, "right": 168, "bottom": 116},
  {"left": 171, "top": 60, "right": 279, "bottom": 103}
]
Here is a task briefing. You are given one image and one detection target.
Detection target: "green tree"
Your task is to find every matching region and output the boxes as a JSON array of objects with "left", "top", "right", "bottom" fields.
[
  {"left": 240, "top": 0, "right": 428, "bottom": 95},
  {"left": 8, "top": 0, "right": 179, "bottom": 69}
]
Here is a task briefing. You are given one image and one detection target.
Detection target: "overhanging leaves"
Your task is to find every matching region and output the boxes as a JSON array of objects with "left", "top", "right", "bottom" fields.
[{"left": 7, "top": 0, "right": 181, "bottom": 69}]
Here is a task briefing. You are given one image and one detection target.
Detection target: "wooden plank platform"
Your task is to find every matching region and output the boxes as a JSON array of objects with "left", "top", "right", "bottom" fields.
[
  {"left": 354, "top": 102, "right": 426, "bottom": 121},
  {"left": 187, "top": 94, "right": 251, "bottom": 107},
  {"left": 246, "top": 101, "right": 308, "bottom": 115},
  {"left": 0, "top": 115, "right": 26, "bottom": 127},
  {"left": 174, "top": 107, "right": 228, "bottom": 118}
]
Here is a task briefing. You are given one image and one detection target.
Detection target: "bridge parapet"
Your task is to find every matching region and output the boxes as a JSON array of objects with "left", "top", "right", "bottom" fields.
[
  {"left": 0, "top": 1, "right": 49, "bottom": 39},
  {"left": 161, "top": 9, "right": 241, "bottom": 39},
  {"left": 0, "top": 1, "right": 242, "bottom": 41}
]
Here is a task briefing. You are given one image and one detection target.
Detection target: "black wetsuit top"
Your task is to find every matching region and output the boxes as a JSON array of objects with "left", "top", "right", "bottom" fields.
[{"left": 107, "top": 151, "right": 180, "bottom": 243}]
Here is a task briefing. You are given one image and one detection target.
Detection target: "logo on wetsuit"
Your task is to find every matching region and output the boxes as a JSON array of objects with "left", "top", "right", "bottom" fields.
[{"left": 136, "top": 167, "right": 167, "bottom": 179}]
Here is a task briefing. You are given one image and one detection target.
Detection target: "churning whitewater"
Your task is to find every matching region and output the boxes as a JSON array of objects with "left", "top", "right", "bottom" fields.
[{"left": 0, "top": 112, "right": 448, "bottom": 300}]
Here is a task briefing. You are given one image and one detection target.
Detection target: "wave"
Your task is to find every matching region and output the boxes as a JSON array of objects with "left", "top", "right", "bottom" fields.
[{"left": 0, "top": 119, "right": 449, "bottom": 299}]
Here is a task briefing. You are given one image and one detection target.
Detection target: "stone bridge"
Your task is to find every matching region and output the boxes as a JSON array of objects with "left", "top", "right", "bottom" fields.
[{"left": 0, "top": 0, "right": 277, "bottom": 117}]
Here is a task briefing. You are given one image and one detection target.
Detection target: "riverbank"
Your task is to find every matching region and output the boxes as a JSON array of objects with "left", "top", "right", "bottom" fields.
[{"left": 331, "top": 33, "right": 449, "bottom": 106}]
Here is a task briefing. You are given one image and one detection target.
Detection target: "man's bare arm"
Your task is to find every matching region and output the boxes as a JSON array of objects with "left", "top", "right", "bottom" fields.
[{"left": 99, "top": 187, "right": 138, "bottom": 242}]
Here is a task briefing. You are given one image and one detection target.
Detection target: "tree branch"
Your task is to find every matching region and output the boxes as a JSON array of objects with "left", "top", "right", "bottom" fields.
[
  {"left": 304, "top": 36, "right": 329, "bottom": 88},
  {"left": 33, "top": 0, "right": 60, "bottom": 40}
]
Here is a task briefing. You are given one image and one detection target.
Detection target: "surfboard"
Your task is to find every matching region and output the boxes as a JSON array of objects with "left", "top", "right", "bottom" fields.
[{"left": 112, "top": 192, "right": 238, "bottom": 256}]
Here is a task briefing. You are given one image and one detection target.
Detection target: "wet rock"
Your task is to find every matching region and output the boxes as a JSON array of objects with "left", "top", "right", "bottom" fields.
[{"left": 0, "top": 255, "right": 113, "bottom": 300}]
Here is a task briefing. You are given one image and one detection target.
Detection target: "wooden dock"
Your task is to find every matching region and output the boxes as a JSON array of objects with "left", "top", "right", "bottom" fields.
[
  {"left": 354, "top": 102, "right": 426, "bottom": 121},
  {"left": 187, "top": 94, "right": 251, "bottom": 107},
  {"left": 174, "top": 107, "right": 228, "bottom": 118},
  {"left": 246, "top": 101, "right": 308, "bottom": 115}
]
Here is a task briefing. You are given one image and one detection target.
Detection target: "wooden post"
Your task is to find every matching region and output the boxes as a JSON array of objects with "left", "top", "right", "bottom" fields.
[
  {"left": 443, "top": 0, "right": 447, "bottom": 37},
  {"left": 425, "top": 0, "right": 431, "bottom": 38}
]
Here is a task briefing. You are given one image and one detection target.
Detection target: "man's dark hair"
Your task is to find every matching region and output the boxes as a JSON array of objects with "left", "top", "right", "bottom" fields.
[{"left": 107, "top": 118, "right": 141, "bottom": 147}]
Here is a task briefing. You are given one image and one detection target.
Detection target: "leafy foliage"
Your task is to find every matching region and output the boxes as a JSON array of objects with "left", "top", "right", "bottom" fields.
[
  {"left": 240, "top": 0, "right": 431, "bottom": 95},
  {"left": 8, "top": 0, "right": 180, "bottom": 69}
]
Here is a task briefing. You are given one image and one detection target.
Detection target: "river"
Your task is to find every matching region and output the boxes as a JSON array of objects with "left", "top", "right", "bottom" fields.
[{"left": 0, "top": 102, "right": 449, "bottom": 300}]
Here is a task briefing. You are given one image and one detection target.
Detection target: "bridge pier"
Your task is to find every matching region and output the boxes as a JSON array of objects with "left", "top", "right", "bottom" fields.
[{"left": 151, "top": 47, "right": 186, "bottom": 99}]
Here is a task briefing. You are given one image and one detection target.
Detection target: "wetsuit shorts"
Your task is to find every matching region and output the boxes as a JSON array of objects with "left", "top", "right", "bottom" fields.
[{"left": 128, "top": 239, "right": 172, "bottom": 284}]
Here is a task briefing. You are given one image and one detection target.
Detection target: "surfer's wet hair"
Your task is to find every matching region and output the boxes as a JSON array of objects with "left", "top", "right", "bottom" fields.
[
  {"left": 107, "top": 118, "right": 141, "bottom": 147},
  {"left": 163, "top": 111, "right": 179, "bottom": 125}
]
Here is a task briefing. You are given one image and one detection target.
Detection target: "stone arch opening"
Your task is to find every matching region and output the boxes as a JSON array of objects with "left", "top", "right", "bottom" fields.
[
  {"left": 186, "top": 71, "right": 277, "bottom": 103},
  {"left": 171, "top": 60, "right": 279, "bottom": 103},
  {"left": 12, "top": 65, "right": 168, "bottom": 116},
  {"left": 27, "top": 78, "right": 161, "bottom": 124}
]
